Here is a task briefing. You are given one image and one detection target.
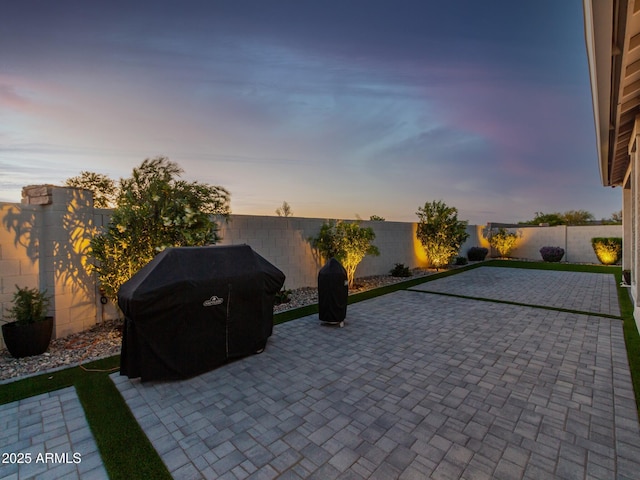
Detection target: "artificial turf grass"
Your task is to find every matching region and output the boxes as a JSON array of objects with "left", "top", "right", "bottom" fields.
[
  {"left": 1, "top": 263, "right": 475, "bottom": 399},
  {"left": 2, "top": 258, "right": 639, "bottom": 478},
  {"left": 469, "top": 260, "right": 640, "bottom": 414},
  {"left": 0, "top": 355, "right": 120, "bottom": 405},
  {"left": 405, "top": 288, "right": 623, "bottom": 320},
  {"left": 75, "top": 373, "right": 172, "bottom": 480},
  {"left": 273, "top": 261, "right": 483, "bottom": 325},
  {"left": 614, "top": 270, "right": 640, "bottom": 414},
  {"left": 0, "top": 356, "right": 171, "bottom": 480}
]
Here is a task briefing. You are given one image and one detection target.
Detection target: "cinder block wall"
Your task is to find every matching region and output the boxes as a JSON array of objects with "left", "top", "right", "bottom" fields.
[
  {"left": 0, "top": 203, "right": 41, "bottom": 323},
  {"left": 0, "top": 185, "right": 624, "bottom": 347},
  {"left": 497, "top": 225, "right": 622, "bottom": 263},
  {"left": 219, "top": 216, "right": 439, "bottom": 288},
  {"left": 566, "top": 225, "right": 621, "bottom": 263},
  {"left": 1, "top": 186, "right": 99, "bottom": 350}
]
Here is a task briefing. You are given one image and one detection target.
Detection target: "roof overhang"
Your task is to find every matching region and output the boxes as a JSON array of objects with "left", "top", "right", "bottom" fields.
[{"left": 584, "top": 0, "right": 640, "bottom": 187}]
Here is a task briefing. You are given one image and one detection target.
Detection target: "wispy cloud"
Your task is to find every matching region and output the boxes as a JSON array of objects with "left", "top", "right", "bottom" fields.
[{"left": 0, "top": 1, "right": 619, "bottom": 223}]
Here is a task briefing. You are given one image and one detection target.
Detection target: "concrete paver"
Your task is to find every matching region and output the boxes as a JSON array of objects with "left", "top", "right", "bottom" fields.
[
  {"left": 2, "top": 266, "right": 636, "bottom": 479},
  {"left": 411, "top": 267, "right": 620, "bottom": 316},
  {"left": 0, "top": 387, "right": 108, "bottom": 480},
  {"left": 112, "top": 267, "right": 640, "bottom": 479}
]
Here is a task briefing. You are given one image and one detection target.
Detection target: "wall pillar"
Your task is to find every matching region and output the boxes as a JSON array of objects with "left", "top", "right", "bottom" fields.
[{"left": 22, "top": 185, "right": 98, "bottom": 338}]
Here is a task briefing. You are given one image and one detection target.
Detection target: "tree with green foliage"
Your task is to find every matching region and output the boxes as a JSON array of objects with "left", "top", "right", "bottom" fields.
[
  {"left": 310, "top": 220, "right": 380, "bottom": 288},
  {"left": 65, "top": 171, "right": 118, "bottom": 208},
  {"left": 520, "top": 210, "right": 595, "bottom": 226},
  {"left": 562, "top": 210, "right": 595, "bottom": 225},
  {"left": 90, "top": 157, "right": 231, "bottom": 301},
  {"left": 416, "top": 200, "right": 469, "bottom": 269},
  {"left": 369, "top": 215, "right": 385, "bottom": 221}
]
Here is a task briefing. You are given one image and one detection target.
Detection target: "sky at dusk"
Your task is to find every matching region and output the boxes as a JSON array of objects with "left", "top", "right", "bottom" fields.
[{"left": 0, "top": 0, "right": 621, "bottom": 224}]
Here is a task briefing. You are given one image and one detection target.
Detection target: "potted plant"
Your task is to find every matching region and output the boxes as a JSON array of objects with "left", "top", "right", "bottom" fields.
[{"left": 1, "top": 285, "right": 53, "bottom": 358}]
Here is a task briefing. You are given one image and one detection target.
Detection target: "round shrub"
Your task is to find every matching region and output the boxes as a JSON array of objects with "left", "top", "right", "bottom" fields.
[
  {"left": 591, "top": 237, "right": 622, "bottom": 265},
  {"left": 467, "top": 247, "right": 488, "bottom": 261},
  {"left": 539, "top": 246, "right": 564, "bottom": 263},
  {"left": 390, "top": 263, "right": 411, "bottom": 277},
  {"left": 453, "top": 256, "right": 468, "bottom": 265}
]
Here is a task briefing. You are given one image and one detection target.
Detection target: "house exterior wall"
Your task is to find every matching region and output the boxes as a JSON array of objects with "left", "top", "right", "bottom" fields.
[
  {"left": 0, "top": 185, "right": 623, "bottom": 348},
  {"left": 628, "top": 124, "right": 640, "bottom": 326}
]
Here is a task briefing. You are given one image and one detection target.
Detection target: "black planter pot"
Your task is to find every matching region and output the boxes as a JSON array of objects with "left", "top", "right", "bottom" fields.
[{"left": 1, "top": 317, "right": 54, "bottom": 358}]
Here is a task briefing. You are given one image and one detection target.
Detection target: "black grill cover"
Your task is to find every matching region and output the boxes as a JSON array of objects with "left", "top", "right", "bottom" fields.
[
  {"left": 118, "top": 244, "right": 285, "bottom": 381},
  {"left": 318, "top": 258, "right": 348, "bottom": 323}
]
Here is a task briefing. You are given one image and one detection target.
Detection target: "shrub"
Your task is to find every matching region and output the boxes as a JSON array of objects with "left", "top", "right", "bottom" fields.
[
  {"left": 274, "top": 286, "right": 292, "bottom": 305},
  {"left": 539, "top": 246, "right": 565, "bottom": 262},
  {"left": 390, "top": 263, "right": 411, "bottom": 277},
  {"left": 453, "top": 256, "right": 468, "bottom": 266},
  {"left": 487, "top": 228, "right": 519, "bottom": 258},
  {"left": 5, "top": 285, "right": 51, "bottom": 325},
  {"left": 416, "top": 200, "right": 470, "bottom": 269},
  {"left": 90, "top": 157, "right": 231, "bottom": 301},
  {"left": 467, "top": 247, "right": 488, "bottom": 261},
  {"left": 310, "top": 220, "right": 380, "bottom": 288},
  {"left": 591, "top": 237, "right": 622, "bottom": 265}
]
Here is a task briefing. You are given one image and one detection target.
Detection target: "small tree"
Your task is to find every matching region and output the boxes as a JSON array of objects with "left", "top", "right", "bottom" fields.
[
  {"left": 487, "top": 228, "right": 519, "bottom": 258},
  {"left": 416, "top": 200, "right": 469, "bottom": 269},
  {"left": 65, "top": 171, "right": 118, "bottom": 208},
  {"left": 276, "top": 201, "right": 293, "bottom": 217},
  {"left": 369, "top": 215, "right": 385, "bottom": 221},
  {"left": 310, "top": 220, "right": 380, "bottom": 288},
  {"left": 90, "top": 157, "right": 231, "bottom": 300}
]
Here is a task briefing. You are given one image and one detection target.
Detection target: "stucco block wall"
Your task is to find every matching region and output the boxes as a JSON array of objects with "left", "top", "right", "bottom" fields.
[
  {"left": 219, "top": 216, "right": 482, "bottom": 288},
  {"left": 0, "top": 203, "right": 41, "bottom": 337},
  {"left": 0, "top": 186, "right": 99, "bottom": 349},
  {"left": 0, "top": 185, "right": 626, "bottom": 347},
  {"left": 218, "top": 216, "right": 332, "bottom": 289},
  {"left": 497, "top": 225, "right": 622, "bottom": 263}
]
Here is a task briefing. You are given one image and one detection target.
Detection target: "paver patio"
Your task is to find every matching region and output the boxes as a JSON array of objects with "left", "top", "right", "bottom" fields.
[
  {"left": 0, "top": 387, "right": 108, "bottom": 480},
  {"left": 410, "top": 267, "right": 620, "bottom": 317},
  {"left": 110, "top": 267, "right": 640, "bottom": 479}
]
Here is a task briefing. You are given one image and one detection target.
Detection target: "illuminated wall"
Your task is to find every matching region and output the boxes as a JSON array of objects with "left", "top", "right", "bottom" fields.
[
  {"left": 493, "top": 225, "right": 622, "bottom": 263},
  {"left": 0, "top": 186, "right": 100, "bottom": 349},
  {"left": 0, "top": 203, "right": 41, "bottom": 326},
  {"left": 0, "top": 185, "right": 624, "bottom": 347}
]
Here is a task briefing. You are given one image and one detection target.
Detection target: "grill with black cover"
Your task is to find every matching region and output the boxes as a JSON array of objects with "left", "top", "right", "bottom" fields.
[
  {"left": 118, "top": 244, "right": 285, "bottom": 381},
  {"left": 318, "top": 257, "right": 348, "bottom": 325}
]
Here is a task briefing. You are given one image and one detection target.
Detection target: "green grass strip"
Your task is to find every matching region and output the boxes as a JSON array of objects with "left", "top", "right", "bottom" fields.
[
  {"left": 75, "top": 372, "right": 172, "bottom": 480},
  {"left": 465, "top": 260, "right": 640, "bottom": 414},
  {"left": 482, "top": 259, "right": 618, "bottom": 274},
  {"left": 613, "top": 270, "right": 640, "bottom": 414},
  {"left": 273, "top": 262, "right": 483, "bottom": 325},
  {"left": 2, "top": 258, "right": 639, "bottom": 477},
  {"left": 0, "top": 356, "right": 171, "bottom": 479},
  {"left": 0, "top": 356, "right": 120, "bottom": 405},
  {"left": 406, "top": 288, "right": 623, "bottom": 320}
]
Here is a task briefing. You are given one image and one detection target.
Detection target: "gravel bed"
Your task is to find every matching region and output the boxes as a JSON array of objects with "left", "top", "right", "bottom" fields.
[{"left": 0, "top": 268, "right": 437, "bottom": 382}]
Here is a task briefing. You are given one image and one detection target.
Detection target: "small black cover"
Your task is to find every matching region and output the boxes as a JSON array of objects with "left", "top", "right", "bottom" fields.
[
  {"left": 118, "top": 244, "right": 285, "bottom": 381},
  {"left": 318, "top": 258, "right": 348, "bottom": 323}
]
